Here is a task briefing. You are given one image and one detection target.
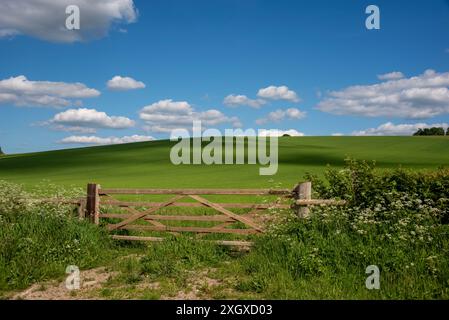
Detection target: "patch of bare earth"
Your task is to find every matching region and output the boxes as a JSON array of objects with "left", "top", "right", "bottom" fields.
[
  {"left": 11, "top": 267, "right": 117, "bottom": 300},
  {"left": 163, "top": 269, "right": 222, "bottom": 300}
]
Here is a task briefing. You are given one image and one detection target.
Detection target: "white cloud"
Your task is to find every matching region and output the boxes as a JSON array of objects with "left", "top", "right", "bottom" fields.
[
  {"left": 331, "top": 133, "right": 344, "bottom": 136},
  {"left": 0, "top": 75, "right": 99, "bottom": 108},
  {"left": 316, "top": 69, "right": 449, "bottom": 119},
  {"left": 377, "top": 72, "right": 404, "bottom": 81},
  {"left": 50, "top": 108, "right": 135, "bottom": 131},
  {"left": 257, "top": 86, "right": 300, "bottom": 102},
  {"left": 352, "top": 122, "right": 449, "bottom": 136},
  {"left": 223, "top": 94, "right": 266, "bottom": 108},
  {"left": 256, "top": 108, "right": 306, "bottom": 125},
  {"left": 107, "top": 76, "right": 145, "bottom": 91},
  {"left": 0, "top": 0, "right": 137, "bottom": 43},
  {"left": 59, "top": 134, "right": 154, "bottom": 145},
  {"left": 258, "top": 129, "right": 304, "bottom": 137},
  {"left": 139, "top": 99, "right": 241, "bottom": 133}
]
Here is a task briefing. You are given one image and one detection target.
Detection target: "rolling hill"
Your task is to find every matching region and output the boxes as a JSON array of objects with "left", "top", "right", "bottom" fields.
[{"left": 0, "top": 136, "right": 448, "bottom": 189}]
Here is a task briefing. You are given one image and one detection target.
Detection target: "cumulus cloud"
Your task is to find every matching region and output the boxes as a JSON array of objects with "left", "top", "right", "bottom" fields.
[
  {"left": 316, "top": 69, "right": 449, "bottom": 119},
  {"left": 59, "top": 134, "right": 154, "bottom": 145},
  {"left": 377, "top": 72, "right": 404, "bottom": 81},
  {"left": 139, "top": 99, "right": 241, "bottom": 133},
  {"left": 107, "top": 76, "right": 145, "bottom": 91},
  {"left": 258, "top": 129, "right": 304, "bottom": 137},
  {"left": 223, "top": 94, "right": 266, "bottom": 108},
  {"left": 0, "top": 0, "right": 137, "bottom": 43},
  {"left": 49, "top": 108, "right": 134, "bottom": 132},
  {"left": 352, "top": 122, "right": 449, "bottom": 136},
  {"left": 0, "top": 75, "right": 99, "bottom": 108},
  {"left": 332, "top": 133, "right": 344, "bottom": 136},
  {"left": 256, "top": 108, "right": 306, "bottom": 125},
  {"left": 257, "top": 86, "right": 300, "bottom": 102}
]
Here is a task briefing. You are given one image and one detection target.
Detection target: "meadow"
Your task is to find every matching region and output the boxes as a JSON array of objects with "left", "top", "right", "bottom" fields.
[{"left": 0, "top": 136, "right": 448, "bottom": 299}]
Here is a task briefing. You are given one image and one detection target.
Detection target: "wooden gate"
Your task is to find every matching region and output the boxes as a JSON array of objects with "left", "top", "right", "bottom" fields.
[{"left": 81, "top": 183, "right": 345, "bottom": 247}]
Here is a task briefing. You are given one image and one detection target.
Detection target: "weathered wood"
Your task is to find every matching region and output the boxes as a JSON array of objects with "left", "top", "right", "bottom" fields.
[
  {"left": 123, "top": 206, "right": 180, "bottom": 236},
  {"left": 111, "top": 235, "right": 164, "bottom": 242},
  {"left": 296, "top": 199, "right": 346, "bottom": 206},
  {"left": 106, "top": 195, "right": 185, "bottom": 231},
  {"left": 118, "top": 224, "right": 258, "bottom": 235},
  {"left": 293, "top": 182, "right": 312, "bottom": 218},
  {"left": 101, "top": 200, "right": 290, "bottom": 209},
  {"left": 100, "top": 213, "right": 235, "bottom": 222},
  {"left": 100, "top": 188, "right": 291, "bottom": 196},
  {"left": 86, "top": 183, "right": 100, "bottom": 223},
  {"left": 188, "top": 195, "right": 264, "bottom": 232},
  {"left": 78, "top": 199, "right": 86, "bottom": 219},
  {"left": 110, "top": 235, "right": 253, "bottom": 247}
]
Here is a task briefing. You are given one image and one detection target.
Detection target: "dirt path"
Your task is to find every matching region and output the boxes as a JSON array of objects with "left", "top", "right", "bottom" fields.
[{"left": 11, "top": 267, "right": 116, "bottom": 300}]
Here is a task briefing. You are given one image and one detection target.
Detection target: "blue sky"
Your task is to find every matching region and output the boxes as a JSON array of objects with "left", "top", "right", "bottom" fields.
[{"left": 1, "top": 0, "right": 449, "bottom": 153}]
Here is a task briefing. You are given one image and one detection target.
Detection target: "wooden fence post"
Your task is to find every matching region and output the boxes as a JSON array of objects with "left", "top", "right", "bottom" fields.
[
  {"left": 86, "top": 183, "right": 100, "bottom": 224},
  {"left": 78, "top": 198, "right": 86, "bottom": 220},
  {"left": 293, "top": 181, "right": 312, "bottom": 218}
]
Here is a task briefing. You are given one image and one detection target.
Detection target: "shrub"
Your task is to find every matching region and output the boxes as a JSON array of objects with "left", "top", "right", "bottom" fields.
[
  {"left": 238, "top": 159, "right": 449, "bottom": 299},
  {"left": 0, "top": 180, "right": 112, "bottom": 293}
]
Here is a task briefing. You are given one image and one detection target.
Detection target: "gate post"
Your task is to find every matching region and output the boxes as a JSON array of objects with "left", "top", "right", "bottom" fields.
[
  {"left": 86, "top": 183, "right": 100, "bottom": 224},
  {"left": 292, "top": 181, "right": 312, "bottom": 218}
]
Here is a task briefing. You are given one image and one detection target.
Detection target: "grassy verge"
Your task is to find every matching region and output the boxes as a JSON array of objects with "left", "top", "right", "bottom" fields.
[{"left": 1, "top": 159, "right": 449, "bottom": 299}]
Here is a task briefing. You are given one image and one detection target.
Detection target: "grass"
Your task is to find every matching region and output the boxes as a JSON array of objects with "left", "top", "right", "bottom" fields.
[
  {"left": 0, "top": 136, "right": 448, "bottom": 189},
  {"left": 1, "top": 137, "right": 449, "bottom": 299}
]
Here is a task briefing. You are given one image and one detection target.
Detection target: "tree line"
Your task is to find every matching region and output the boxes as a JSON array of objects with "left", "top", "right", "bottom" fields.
[{"left": 413, "top": 127, "right": 449, "bottom": 136}]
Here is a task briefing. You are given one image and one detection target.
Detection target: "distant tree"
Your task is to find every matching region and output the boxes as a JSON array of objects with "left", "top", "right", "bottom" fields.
[
  {"left": 447, "top": 127, "right": 449, "bottom": 136},
  {"left": 0, "top": 146, "right": 4, "bottom": 156},
  {"left": 413, "top": 127, "right": 445, "bottom": 136},
  {"left": 282, "top": 134, "right": 291, "bottom": 137}
]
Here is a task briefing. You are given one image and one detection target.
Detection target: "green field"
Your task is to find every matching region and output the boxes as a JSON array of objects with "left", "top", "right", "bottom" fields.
[
  {"left": 2, "top": 136, "right": 449, "bottom": 299},
  {"left": 0, "top": 136, "right": 448, "bottom": 189}
]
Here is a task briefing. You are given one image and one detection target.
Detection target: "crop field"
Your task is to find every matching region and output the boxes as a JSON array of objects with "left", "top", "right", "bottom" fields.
[{"left": 1, "top": 136, "right": 448, "bottom": 189}]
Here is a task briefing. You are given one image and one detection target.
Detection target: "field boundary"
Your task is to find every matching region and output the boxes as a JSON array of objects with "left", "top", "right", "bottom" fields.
[
  {"left": 36, "top": 183, "right": 346, "bottom": 247},
  {"left": 83, "top": 183, "right": 345, "bottom": 246}
]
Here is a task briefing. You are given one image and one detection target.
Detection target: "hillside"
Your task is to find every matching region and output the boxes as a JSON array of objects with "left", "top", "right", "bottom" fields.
[{"left": 0, "top": 136, "right": 448, "bottom": 189}]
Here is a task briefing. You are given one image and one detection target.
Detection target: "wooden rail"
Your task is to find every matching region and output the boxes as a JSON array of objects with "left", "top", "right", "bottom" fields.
[{"left": 34, "top": 182, "right": 346, "bottom": 247}]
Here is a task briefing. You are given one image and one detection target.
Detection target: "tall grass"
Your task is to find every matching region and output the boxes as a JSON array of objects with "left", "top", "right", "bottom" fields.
[
  {"left": 234, "top": 160, "right": 449, "bottom": 299},
  {"left": 0, "top": 181, "right": 112, "bottom": 294}
]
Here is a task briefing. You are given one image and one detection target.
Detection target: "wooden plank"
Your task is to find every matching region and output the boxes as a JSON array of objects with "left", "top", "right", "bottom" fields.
[
  {"left": 124, "top": 206, "right": 180, "bottom": 236},
  {"left": 119, "top": 224, "right": 258, "bottom": 235},
  {"left": 111, "top": 235, "right": 164, "bottom": 242},
  {"left": 110, "top": 235, "right": 253, "bottom": 247},
  {"left": 100, "top": 188, "right": 291, "bottom": 195},
  {"left": 100, "top": 213, "right": 234, "bottom": 222},
  {"left": 106, "top": 195, "right": 185, "bottom": 231},
  {"left": 101, "top": 200, "right": 290, "bottom": 209},
  {"left": 214, "top": 240, "right": 253, "bottom": 247},
  {"left": 188, "top": 195, "right": 264, "bottom": 232},
  {"left": 296, "top": 199, "right": 346, "bottom": 206}
]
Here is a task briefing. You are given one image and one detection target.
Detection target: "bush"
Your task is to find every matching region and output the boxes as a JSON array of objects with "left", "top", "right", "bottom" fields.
[
  {"left": 0, "top": 180, "right": 112, "bottom": 293},
  {"left": 237, "top": 159, "right": 449, "bottom": 299}
]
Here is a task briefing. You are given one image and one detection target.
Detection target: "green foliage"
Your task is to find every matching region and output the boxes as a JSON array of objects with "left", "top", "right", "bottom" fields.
[
  {"left": 0, "top": 180, "right": 112, "bottom": 293},
  {"left": 236, "top": 160, "right": 449, "bottom": 299},
  {"left": 413, "top": 127, "right": 446, "bottom": 136},
  {"left": 140, "top": 237, "right": 228, "bottom": 279}
]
